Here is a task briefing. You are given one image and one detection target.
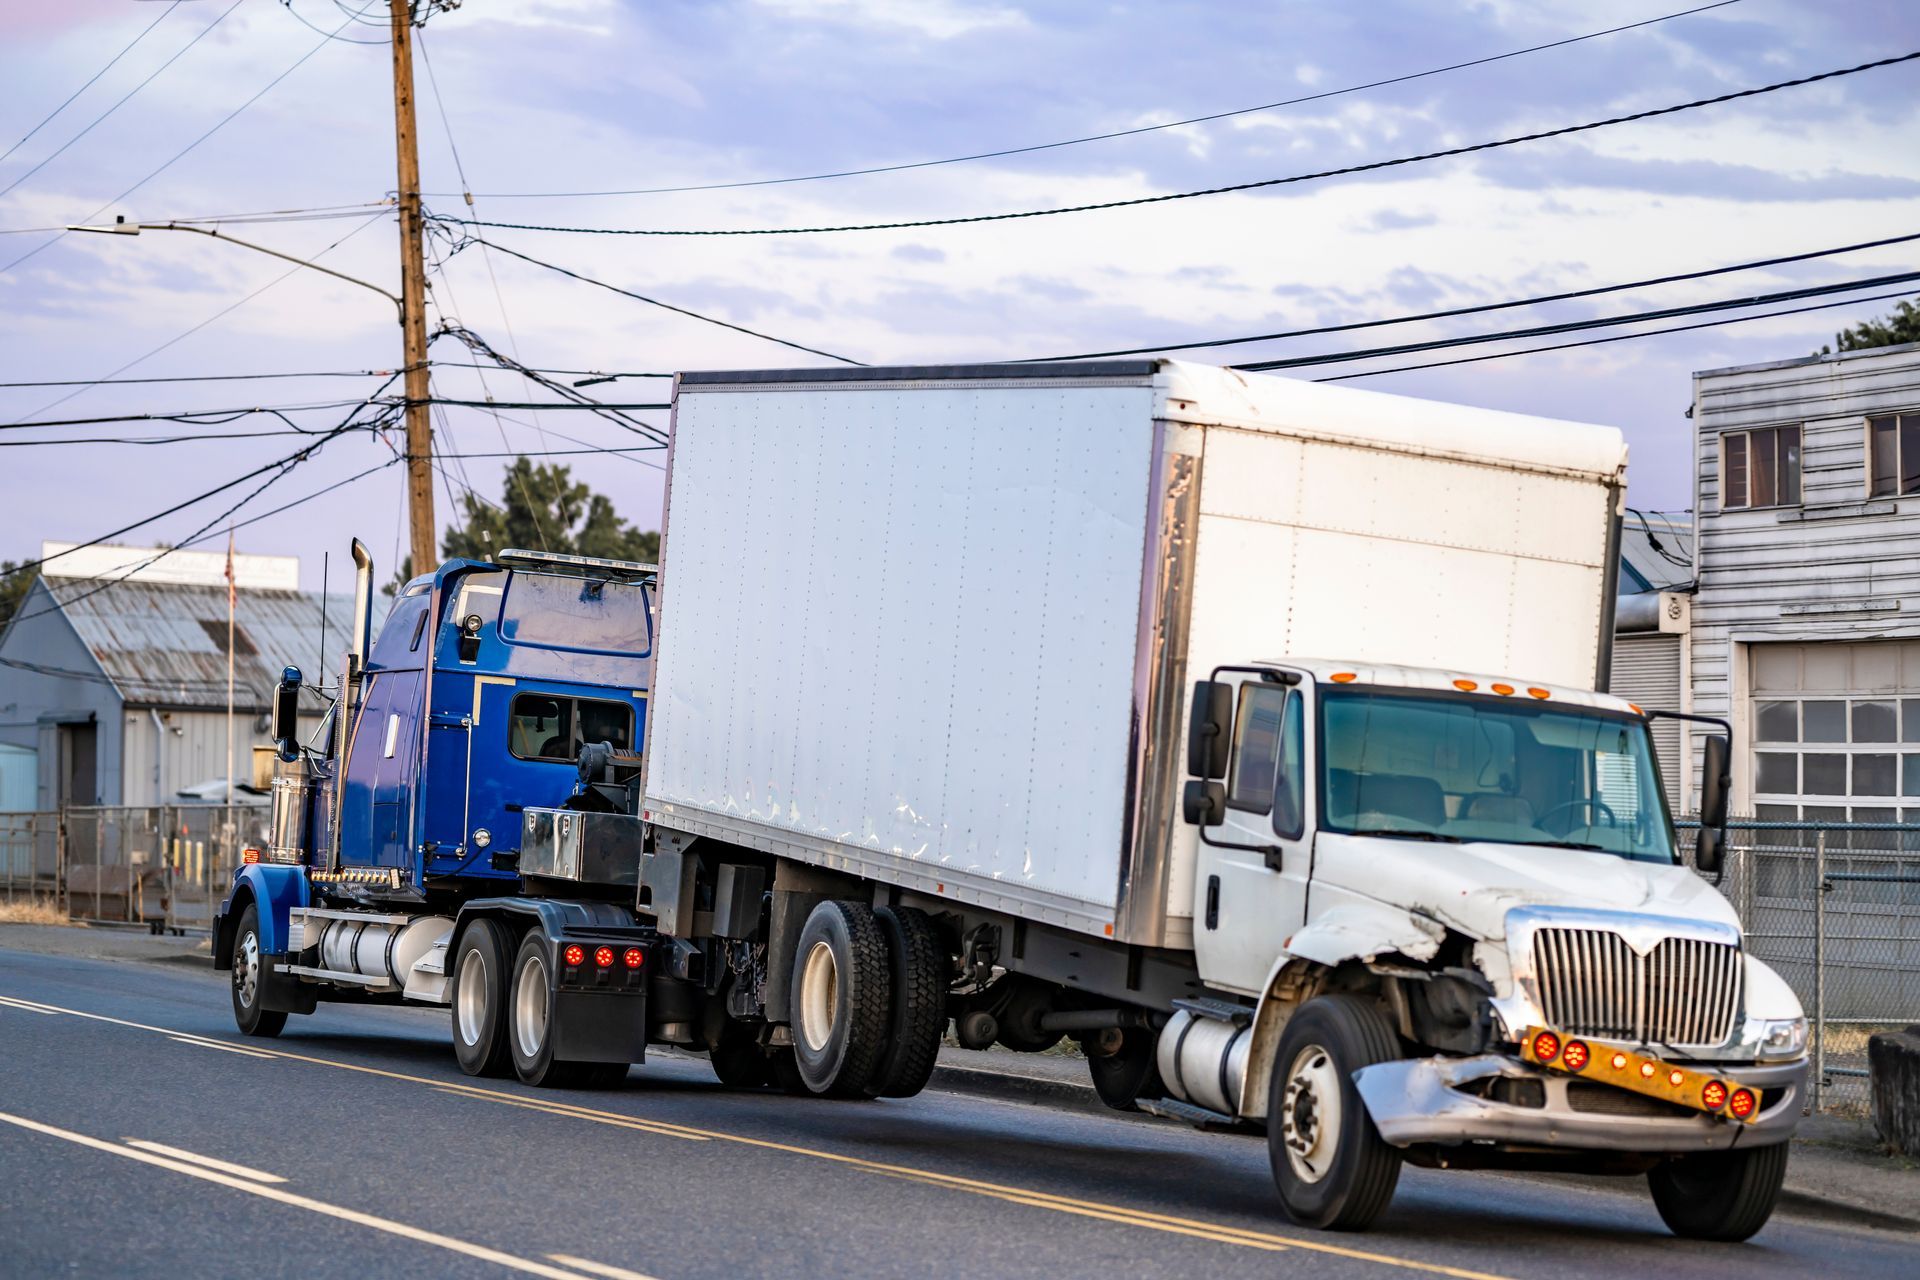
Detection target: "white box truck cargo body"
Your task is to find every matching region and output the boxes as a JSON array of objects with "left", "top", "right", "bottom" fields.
[{"left": 643, "top": 361, "right": 1627, "bottom": 948}]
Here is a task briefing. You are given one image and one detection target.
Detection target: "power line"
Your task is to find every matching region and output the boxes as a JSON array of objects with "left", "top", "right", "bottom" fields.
[
  {"left": 426, "top": 446, "right": 665, "bottom": 459},
  {"left": 0, "top": 427, "right": 384, "bottom": 448},
  {"left": 1231, "top": 271, "right": 1920, "bottom": 373},
  {"left": 447, "top": 51, "right": 1920, "bottom": 239},
  {"left": 409, "top": 397, "right": 672, "bottom": 413},
  {"left": 442, "top": 1, "right": 1746, "bottom": 200},
  {"left": 2, "top": 1, "right": 374, "bottom": 277},
  {"left": 0, "top": 401, "right": 386, "bottom": 433},
  {"left": 0, "top": 0, "right": 245, "bottom": 205},
  {"left": 1026, "top": 231, "right": 1920, "bottom": 362},
  {"left": 1315, "top": 287, "right": 1919, "bottom": 382},
  {"left": 430, "top": 325, "right": 669, "bottom": 444},
  {"left": 442, "top": 233, "right": 867, "bottom": 365},
  {"left": 0, "top": 369, "right": 395, "bottom": 390},
  {"left": 0, "top": 1, "right": 184, "bottom": 167}
]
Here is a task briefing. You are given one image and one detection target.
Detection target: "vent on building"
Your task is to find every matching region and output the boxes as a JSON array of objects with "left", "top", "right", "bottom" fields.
[{"left": 197, "top": 618, "right": 258, "bottom": 657}]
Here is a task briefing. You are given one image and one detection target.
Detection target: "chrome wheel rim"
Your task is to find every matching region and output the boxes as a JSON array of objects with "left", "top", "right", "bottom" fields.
[
  {"left": 235, "top": 930, "right": 260, "bottom": 1009},
  {"left": 797, "top": 939, "right": 838, "bottom": 1054},
  {"left": 1281, "top": 1043, "right": 1343, "bottom": 1184},
  {"left": 513, "top": 950, "right": 549, "bottom": 1060},
  {"left": 456, "top": 947, "right": 488, "bottom": 1047}
]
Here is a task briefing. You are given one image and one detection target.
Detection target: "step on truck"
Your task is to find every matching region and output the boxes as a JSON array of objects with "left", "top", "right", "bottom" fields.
[{"left": 218, "top": 359, "right": 1809, "bottom": 1239}]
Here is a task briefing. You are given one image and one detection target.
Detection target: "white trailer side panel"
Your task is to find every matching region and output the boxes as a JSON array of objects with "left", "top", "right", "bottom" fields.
[{"left": 647, "top": 382, "right": 1157, "bottom": 924}]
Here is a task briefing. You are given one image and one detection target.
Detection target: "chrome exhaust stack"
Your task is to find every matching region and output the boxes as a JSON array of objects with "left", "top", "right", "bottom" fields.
[{"left": 328, "top": 538, "right": 374, "bottom": 871}]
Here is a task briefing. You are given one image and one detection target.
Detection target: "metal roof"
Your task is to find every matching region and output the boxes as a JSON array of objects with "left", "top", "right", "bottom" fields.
[
  {"left": 1619, "top": 511, "right": 1693, "bottom": 594},
  {"left": 40, "top": 576, "right": 354, "bottom": 711}
]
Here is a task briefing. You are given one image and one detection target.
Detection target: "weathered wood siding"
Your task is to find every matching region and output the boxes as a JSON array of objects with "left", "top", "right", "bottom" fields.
[{"left": 1689, "top": 342, "right": 1920, "bottom": 810}]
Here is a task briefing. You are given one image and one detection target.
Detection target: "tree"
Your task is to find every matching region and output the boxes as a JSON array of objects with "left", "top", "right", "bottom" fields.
[
  {"left": 1817, "top": 301, "right": 1920, "bottom": 355},
  {"left": 386, "top": 458, "right": 659, "bottom": 594},
  {"left": 0, "top": 561, "right": 32, "bottom": 632}
]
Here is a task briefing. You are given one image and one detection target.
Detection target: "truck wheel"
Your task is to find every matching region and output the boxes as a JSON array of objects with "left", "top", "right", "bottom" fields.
[
  {"left": 1087, "top": 1029, "right": 1162, "bottom": 1111},
  {"left": 508, "top": 929, "right": 621, "bottom": 1088},
  {"left": 1647, "top": 1143, "right": 1788, "bottom": 1241},
  {"left": 869, "top": 906, "right": 947, "bottom": 1098},
  {"left": 450, "top": 919, "right": 512, "bottom": 1077},
  {"left": 1267, "top": 994, "right": 1403, "bottom": 1231},
  {"left": 230, "top": 903, "right": 287, "bottom": 1038},
  {"left": 790, "top": 900, "right": 891, "bottom": 1097}
]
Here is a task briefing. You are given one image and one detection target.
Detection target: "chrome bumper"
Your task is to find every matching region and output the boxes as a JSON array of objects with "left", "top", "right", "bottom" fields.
[{"left": 1352, "top": 1054, "right": 1807, "bottom": 1154}]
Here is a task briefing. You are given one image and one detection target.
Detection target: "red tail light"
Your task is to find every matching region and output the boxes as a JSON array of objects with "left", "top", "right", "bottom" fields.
[
  {"left": 1532, "top": 1030, "right": 1561, "bottom": 1063},
  {"left": 1701, "top": 1080, "right": 1729, "bottom": 1111},
  {"left": 1728, "top": 1088, "right": 1757, "bottom": 1119},
  {"left": 623, "top": 947, "right": 645, "bottom": 969},
  {"left": 242, "top": 847, "right": 261, "bottom": 865},
  {"left": 563, "top": 944, "right": 586, "bottom": 966},
  {"left": 594, "top": 946, "right": 616, "bottom": 968},
  {"left": 1561, "top": 1040, "right": 1589, "bottom": 1072}
]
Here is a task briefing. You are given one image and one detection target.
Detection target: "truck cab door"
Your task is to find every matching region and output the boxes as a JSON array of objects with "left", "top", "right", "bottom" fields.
[{"left": 1191, "top": 675, "right": 1314, "bottom": 996}]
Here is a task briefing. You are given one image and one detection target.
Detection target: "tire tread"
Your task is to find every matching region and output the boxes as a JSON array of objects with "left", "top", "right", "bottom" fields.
[{"left": 871, "top": 906, "right": 947, "bottom": 1098}]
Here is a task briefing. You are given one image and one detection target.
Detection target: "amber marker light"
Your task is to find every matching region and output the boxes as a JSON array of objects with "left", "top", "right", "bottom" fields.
[
  {"left": 1491, "top": 683, "right": 1515, "bottom": 696},
  {"left": 1640, "top": 1061, "right": 1658, "bottom": 1079},
  {"left": 1561, "top": 1040, "right": 1590, "bottom": 1071},
  {"left": 1668, "top": 1068, "right": 1687, "bottom": 1088},
  {"left": 1454, "top": 678, "right": 1479, "bottom": 692},
  {"left": 1610, "top": 1052, "right": 1629, "bottom": 1071},
  {"left": 241, "top": 847, "right": 261, "bottom": 865},
  {"left": 1527, "top": 687, "right": 1552, "bottom": 699},
  {"left": 1331, "top": 672, "right": 1357, "bottom": 683}
]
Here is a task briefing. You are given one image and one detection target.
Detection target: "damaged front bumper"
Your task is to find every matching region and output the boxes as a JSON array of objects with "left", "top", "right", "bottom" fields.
[{"left": 1352, "top": 1053, "right": 1807, "bottom": 1153}]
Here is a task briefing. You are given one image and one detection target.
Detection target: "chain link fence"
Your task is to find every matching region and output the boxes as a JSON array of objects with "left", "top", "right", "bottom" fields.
[
  {"left": 0, "top": 810, "right": 62, "bottom": 905},
  {"left": 45, "top": 804, "right": 267, "bottom": 933},
  {"left": 1701, "top": 818, "right": 1920, "bottom": 1115}
]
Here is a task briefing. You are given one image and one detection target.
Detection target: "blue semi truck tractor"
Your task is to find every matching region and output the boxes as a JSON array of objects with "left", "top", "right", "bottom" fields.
[{"left": 213, "top": 540, "right": 683, "bottom": 1086}]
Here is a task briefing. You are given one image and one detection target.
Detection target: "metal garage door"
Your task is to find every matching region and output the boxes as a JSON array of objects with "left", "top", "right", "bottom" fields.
[{"left": 1612, "top": 633, "right": 1683, "bottom": 809}]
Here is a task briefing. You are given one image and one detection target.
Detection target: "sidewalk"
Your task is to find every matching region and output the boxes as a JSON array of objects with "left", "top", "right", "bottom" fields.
[{"left": 9, "top": 920, "right": 1914, "bottom": 1233}]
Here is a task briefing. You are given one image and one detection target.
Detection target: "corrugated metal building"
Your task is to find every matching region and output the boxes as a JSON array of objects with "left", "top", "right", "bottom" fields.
[
  {"left": 0, "top": 543, "right": 350, "bottom": 809},
  {"left": 1686, "top": 340, "right": 1920, "bottom": 820},
  {"left": 1609, "top": 511, "right": 1695, "bottom": 810}
]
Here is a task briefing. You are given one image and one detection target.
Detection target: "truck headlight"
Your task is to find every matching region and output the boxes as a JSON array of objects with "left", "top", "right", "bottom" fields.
[{"left": 1759, "top": 1017, "right": 1807, "bottom": 1059}]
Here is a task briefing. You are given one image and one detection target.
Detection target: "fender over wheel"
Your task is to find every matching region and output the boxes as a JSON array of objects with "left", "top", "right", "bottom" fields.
[
  {"left": 789, "top": 900, "right": 892, "bottom": 1097},
  {"left": 1267, "top": 994, "right": 1404, "bottom": 1231},
  {"left": 230, "top": 903, "right": 287, "bottom": 1038}
]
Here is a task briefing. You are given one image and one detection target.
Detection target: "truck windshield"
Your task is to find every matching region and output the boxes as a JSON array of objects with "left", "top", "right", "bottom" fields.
[{"left": 1317, "top": 687, "right": 1676, "bottom": 864}]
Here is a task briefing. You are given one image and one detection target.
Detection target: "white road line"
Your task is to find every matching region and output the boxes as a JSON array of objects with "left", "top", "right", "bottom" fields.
[
  {"left": 547, "top": 1254, "right": 661, "bottom": 1280},
  {"left": 0, "top": 995, "right": 64, "bottom": 1014},
  {"left": 167, "top": 1035, "right": 276, "bottom": 1059},
  {"left": 0, "top": 1109, "right": 598, "bottom": 1280},
  {"left": 124, "top": 1139, "right": 288, "bottom": 1183}
]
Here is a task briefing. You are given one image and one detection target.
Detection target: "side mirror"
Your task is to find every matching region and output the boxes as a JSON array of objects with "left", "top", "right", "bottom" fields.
[
  {"left": 272, "top": 666, "right": 303, "bottom": 762},
  {"left": 1183, "top": 779, "right": 1227, "bottom": 827},
  {"left": 1695, "top": 734, "right": 1731, "bottom": 875},
  {"left": 1186, "top": 680, "right": 1232, "bottom": 779}
]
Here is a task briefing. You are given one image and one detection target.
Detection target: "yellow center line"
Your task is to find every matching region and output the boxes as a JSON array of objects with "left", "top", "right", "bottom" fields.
[
  {"left": 11, "top": 993, "right": 1513, "bottom": 1280},
  {"left": 0, "top": 1109, "right": 599, "bottom": 1280}
]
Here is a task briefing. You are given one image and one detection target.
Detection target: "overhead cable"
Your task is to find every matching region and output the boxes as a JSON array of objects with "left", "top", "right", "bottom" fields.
[
  {"left": 443, "top": 1, "right": 1745, "bottom": 200},
  {"left": 0, "top": 1, "right": 184, "bottom": 167},
  {"left": 1231, "top": 271, "right": 1920, "bottom": 372},
  {"left": 1028, "top": 230, "right": 1920, "bottom": 361},
  {"left": 0, "top": 369, "right": 395, "bottom": 390},
  {"left": 446, "top": 51, "right": 1920, "bottom": 239}
]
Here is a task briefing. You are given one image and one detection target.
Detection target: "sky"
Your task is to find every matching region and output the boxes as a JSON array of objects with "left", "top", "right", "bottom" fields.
[{"left": 1, "top": 0, "right": 1916, "bottom": 591}]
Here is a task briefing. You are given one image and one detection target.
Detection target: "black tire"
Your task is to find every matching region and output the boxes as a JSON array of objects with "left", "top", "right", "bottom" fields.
[
  {"left": 450, "top": 919, "right": 512, "bottom": 1077},
  {"left": 1088, "top": 1029, "right": 1163, "bottom": 1112},
  {"left": 1267, "top": 994, "right": 1404, "bottom": 1231},
  {"left": 789, "top": 900, "right": 892, "bottom": 1097},
  {"left": 869, "top": 906, "right": 948, "bottom": 1098},
  {"left": 769, "top": 1045, "right": 811, "bottom": 1095},
  {"left": 230, "top": 903, "right": 287, "bottom": 1038},
  {"left": 508, "top": 929, "right": 626, "bottom": 1088},
  {"left": 711, "top": 1021, "right": 773, "bottom": 1089},
  {"left": 1648, "top": 1143, "right": 1788, "bottom": 1241}
]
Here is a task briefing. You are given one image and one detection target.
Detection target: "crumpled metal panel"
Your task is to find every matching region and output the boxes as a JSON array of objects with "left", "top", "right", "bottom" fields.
[{"left": 43, "top": 576, "right": 353, "bottom": 710}]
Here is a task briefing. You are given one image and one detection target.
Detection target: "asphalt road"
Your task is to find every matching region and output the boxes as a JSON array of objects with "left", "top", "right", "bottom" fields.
[{"left": 1, "top": 947, "right": 1913, "bottom": 1280}]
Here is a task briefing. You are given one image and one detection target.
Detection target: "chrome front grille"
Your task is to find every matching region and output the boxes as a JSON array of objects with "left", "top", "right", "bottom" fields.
[{"left": 1531, "top": 928, "right": 1742, "bottom": 1047}]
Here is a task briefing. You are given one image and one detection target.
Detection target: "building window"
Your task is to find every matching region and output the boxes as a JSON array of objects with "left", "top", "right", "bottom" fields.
[
  {"left": 1720, "top": 427, "right": 1800, "bottom": 510},
  {"left": 1868, "top": 413, "right": 1920, "bottom": 498}
]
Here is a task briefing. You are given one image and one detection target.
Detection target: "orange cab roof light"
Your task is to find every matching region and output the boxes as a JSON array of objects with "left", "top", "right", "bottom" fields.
[
  {"left": 1527, "top": 687, "right": 1552, "bottom": 699},
  {"left": 1330, "top": 672, "right": 1357, "bottom": 683},
  {"left": 1491, "top": 683, "right": 1515, "bottom": 696},
  {"left": 1453, "top": 679, "right": 1478, "bottom": 692}
]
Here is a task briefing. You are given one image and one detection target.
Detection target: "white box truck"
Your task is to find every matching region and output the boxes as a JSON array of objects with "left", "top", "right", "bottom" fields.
[{"left": 634, "top": 359, "right": 1807, "bottom": 1237}]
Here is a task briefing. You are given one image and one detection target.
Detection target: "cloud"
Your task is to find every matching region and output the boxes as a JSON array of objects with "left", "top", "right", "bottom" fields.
[
  {"left": 891, "top": 243, "right": 946, "bottom": 263},
  {"left": 1366, "top": 208, "right": 1438, "bottom": 231},
  {"left": 752, "top": 0, "right": 1028, "bottom": 40}
]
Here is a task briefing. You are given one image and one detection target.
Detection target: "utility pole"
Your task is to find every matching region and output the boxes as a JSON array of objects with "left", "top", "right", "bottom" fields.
[{"left": 389, "top": 0, "right": 435, "bottom": 578}]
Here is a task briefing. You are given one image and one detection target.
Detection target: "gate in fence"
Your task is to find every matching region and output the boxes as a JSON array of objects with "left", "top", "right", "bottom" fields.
[{"left": 51, "top": 803, "right": 267, "bottom": 932}]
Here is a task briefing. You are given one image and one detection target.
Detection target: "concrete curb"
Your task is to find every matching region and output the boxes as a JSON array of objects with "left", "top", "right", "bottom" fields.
[{"left": 927, "top": 1058, "right": 1920, "bottom": 1235}]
